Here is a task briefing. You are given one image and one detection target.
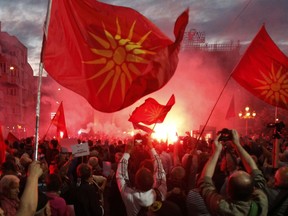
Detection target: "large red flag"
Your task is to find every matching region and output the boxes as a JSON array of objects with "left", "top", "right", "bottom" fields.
[
  {"left": 232, "top": 25, "right": 288, "bottom": 110},
  {"left": 52, "top": 102, "right": 68, "bottom": 139},
  {"left": 42, "top": 0, "right": 188, "bottom": 113},
  {"left": 129, "top": 94, "right": 175, "bottom": 125}
]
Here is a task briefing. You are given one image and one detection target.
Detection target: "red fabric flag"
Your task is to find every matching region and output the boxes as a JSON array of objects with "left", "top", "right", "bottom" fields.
[
  {"left": 6, "top": 132, "right": 19, "bottom": 144},
  {"left": 132, "top": 122, "right": 154, "bottom": 134},
  {"left": 232, "top": 25, "right": 288, "bottom": 109},
  {"left": 0, "top": 125, "right": 6, "bottom": 165},
  {"left": 129, "top": 94, "right": 175, "bottom": 125},
  {"left": 42, "top": 0, "right": 188, "bottom": 113},
  {"left": 225, "top": 96, "right": 236, "bottom": 119},
  {"left": 52, "top": 102, "right": 68, "bottom": 139}
]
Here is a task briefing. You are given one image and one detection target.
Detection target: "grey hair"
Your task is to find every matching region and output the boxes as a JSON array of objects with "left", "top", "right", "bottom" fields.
[{"left": 0, "top": 175, "right": 20, "bottom": 193}]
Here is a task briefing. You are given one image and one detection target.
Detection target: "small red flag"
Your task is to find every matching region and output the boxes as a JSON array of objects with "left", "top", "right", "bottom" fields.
[
  {"left": 52, "top": 102, "right": 68, "bottom": 139},
  {"left": 0, "top": 125, "right": 6, "bottom": 165},
  {"left": 6, "top": 132, "right": 19, "bottom": 144},
  {"left": 129, "top": 94, "right": 175, "bottom": 125},
  {"left": 42, "top": 0, "right": 188, "bottom": 113},
  {"left": 232, "top": 25, "right": 288, "bottom": 109},
  {"left": 225, "top": 96, "right": 236, "bottom": 120}
]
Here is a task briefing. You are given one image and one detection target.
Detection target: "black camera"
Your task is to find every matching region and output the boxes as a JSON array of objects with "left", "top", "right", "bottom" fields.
[
  {"left": 267, "top": 121, "right": 285, "bottom": 132},
  {"left": 218, "top": 128, "right": 233, "bottom": 141}
]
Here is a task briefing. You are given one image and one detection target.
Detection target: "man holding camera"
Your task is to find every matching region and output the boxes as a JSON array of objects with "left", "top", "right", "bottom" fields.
[{"left": 198, "top": 129, "right": 268, "bottom": 215}]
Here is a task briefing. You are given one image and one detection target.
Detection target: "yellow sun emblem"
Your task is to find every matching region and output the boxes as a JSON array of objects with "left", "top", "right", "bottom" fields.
[
  {"left": 144, "top": 104, "right": 164, "bottom": 122},
  {"left": 255, "top": 63, "right": 288, "bottom": 105},
  {"left": 84, "top": 18, "right": 157, "bottom": 103}
]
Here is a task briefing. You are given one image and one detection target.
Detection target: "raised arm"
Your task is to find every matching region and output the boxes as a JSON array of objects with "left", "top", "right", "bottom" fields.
[
  {"left": 16, "top": 161, "right": 43, "bottom": 216},
  {"left": 231, "top": 130, "right": 258, "bottom": 173},
  {"left": 200, "top": 134, "right": 222, "bottom": 179}
]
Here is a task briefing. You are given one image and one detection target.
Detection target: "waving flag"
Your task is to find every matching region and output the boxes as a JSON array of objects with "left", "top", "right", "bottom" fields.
[
  {"left": 232, "top": 25, "right": 288, "bottom": 110},
  {"left": 129, "top": 94, "right": 175, "bottom": 125},
  {"left": 225, "top": 95, "right": 236, "bottom": 120},
  {"left": 52, "top": 102, "right": 68, "bottom": 139},
  {"left": 42, "top": 0, "right": 189, "bottom": 113}
]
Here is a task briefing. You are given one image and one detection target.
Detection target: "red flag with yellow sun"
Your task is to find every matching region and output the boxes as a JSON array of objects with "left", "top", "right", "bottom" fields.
[
  {"left": 42, "top": 0, "right": 188, "bottom": 113},
  {"left": 232, "top": 25, "right": 288, "bottom": 110}
]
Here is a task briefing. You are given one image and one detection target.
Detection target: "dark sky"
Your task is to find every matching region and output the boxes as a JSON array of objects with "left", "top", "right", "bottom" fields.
[{"left": 0, "top": 0, "right": 287, "bottom": 139}]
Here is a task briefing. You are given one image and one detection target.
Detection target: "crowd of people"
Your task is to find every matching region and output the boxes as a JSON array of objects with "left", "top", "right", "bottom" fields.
[{"left": 0, "top": 126, "right": 288, "bottom": 216}]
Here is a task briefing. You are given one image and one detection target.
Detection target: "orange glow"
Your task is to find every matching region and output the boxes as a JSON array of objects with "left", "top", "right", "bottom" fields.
[
  {"left": 151, "top": 123, "right": 178, "bottom": 144},
  {"left": 60, "top": 131, "right": 64, "bottom": 138}
]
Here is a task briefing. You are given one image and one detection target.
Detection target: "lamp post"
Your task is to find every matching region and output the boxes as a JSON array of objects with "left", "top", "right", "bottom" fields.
[{"left": 238, "top": 106, "right": 256, "bottom": 136}]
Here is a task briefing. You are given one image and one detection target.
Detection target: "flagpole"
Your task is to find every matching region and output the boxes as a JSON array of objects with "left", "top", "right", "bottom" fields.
[
  {"left": 34, "top": 64, "right": 44, "bottom": 161},
  {"left": 34, "top": 0, "right": 52, "bottom": 161},
  {"left": 196, "top": 73, "right": 233, "bottom": 144},
  {"left": 275, "top": 106, "right": 278, "bottom": 122}
]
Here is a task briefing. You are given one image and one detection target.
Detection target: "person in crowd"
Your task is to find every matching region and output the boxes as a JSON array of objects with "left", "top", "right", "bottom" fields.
[
  {"left": 0, "top": 174, "right": 20, "bottom": 216},
  {"left": 16, "top": 160, "right": 43, "bottom": 216},
  {"left": 198, "top": 129, "right": 268, "bottom": 215},
  {"left": 264, "top": 166, "right": 288, "bottom": 215},
  {"left": 71, "top": 163, "right": 103, "bottom": 216},
  {"left": 116, "top": 136, "right": 167, "bottom": 216},
  {"left": 186, "top": 152, "right": 211, "bottom": 216},
  {"left": 46, "top": 139, "right": 60, "bottom": 166},
  {"left": 45, "top": 173, "right": 70, "bottom": 216},
  {"left": 34, "top": 191, "right": 51, "bottom": 216},
  {"left": 166, "top": 165, "right": 187, "bottom": 216},
  {"left": 88, "top": 156, "right": 102, "bottom": 175},
  {"left": 107, "top": 152, "right": 127, "bottom": 216}
]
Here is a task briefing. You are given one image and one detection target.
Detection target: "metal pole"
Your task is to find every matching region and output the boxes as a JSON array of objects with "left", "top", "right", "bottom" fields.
[{"left": 34, "top": 63, "right": 44, "bottom": 161}]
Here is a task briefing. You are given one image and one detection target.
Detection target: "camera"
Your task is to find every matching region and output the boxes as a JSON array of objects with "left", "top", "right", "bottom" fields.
[
  {"left": 267, "top": 121, "right": 285, "bottom": 132},
  {"left": 217, "top": 128, "right": 233, "bottom": 141},
  {"left": 267, "top": 121, "right": 285, "bottom": 139}
]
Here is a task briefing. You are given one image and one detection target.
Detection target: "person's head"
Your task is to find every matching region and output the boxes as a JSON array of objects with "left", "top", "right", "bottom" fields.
[
  {"left": 88, "top": 157, "right": 99, "bottom": 169},
  {"left": 135, "top": 167, "right": 154, "bottom": 192},
  {"left": 274, "top": 166, "right": 288, "bottom": 188},
  {"left": 49, "top": 139, "right": 58, "bottom": 149},
  {"left": 45, "top": 173, "right": 62, "bottom": 192},
  {"left": 170, "top": 166, "right": 186, "bottom": 182},
  {"left": 139, "top": 159, "right": 154, "bottom": 173},
  {"left": 77, "top": 163, "right": 92, "bottom": 181},
  {"left": 0, "top": 160, "right": 18, "bottom": 175},
  {"left": 0, "top": 175, "right": 20, "bottom": 200},
  {"left": 227, "top": 170, "right": 254, "bottom": 201},
  {"left": 114, "top": 152, "right": 123, "bottom": 164}
]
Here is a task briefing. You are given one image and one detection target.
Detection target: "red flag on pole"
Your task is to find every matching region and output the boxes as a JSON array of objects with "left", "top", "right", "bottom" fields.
[
  {"left": 0, "top": 125, "right": 6, "bottom": 165},
  {"left": 232, "top": 25, "right": 288, "bottom": 110},
  {"left": 129, "top": 94, "right": 175, "bottom": 125},
  {"left": 225, "top": 96, "right": 236, "bottom": 119},
  {"left": 42, "top": 0, "right": 188, "bottom": 113},
  {"left": 52, "top": 102, "right": 68, "bottom": 139}
]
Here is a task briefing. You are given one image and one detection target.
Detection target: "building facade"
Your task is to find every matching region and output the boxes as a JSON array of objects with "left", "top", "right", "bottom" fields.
[{"left": 0, "top": 23, "right": 37, "bottom": 138}]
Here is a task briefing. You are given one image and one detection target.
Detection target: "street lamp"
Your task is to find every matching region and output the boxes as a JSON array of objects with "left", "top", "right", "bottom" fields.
[{"left": 238, "top": 106, "right": 256, "bottom": 136}]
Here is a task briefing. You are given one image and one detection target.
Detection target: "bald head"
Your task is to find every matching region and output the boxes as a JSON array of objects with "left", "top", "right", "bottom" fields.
[
  {"left": 275, "top": 166, "right": 288, "bottom": 188},
  {"left": 227, "top": 170, "right": 254, "bottom": 201}
]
